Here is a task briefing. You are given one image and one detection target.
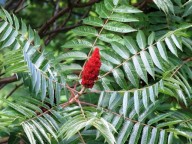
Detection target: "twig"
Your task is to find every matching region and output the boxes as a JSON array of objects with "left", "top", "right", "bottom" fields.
[
  {"left": 171, "top": 57, "right": 192, "bottom": 77},
  {"left": 38, "top": 7, "right": 70, "bottom": 36},
  {"left": 44, "top": 9, "right": 73, "bottom": 45},
  {"left": 15, "top": 4, "right": 28, "bottom": 14},
  {"left": 66, "top": 83, "right": 79, "bottom": 94},
  {"left": 80, "top": 101, "right": 164, "bottom": 130},
  {"left": 14, "top": 0, "right": 25, "bottom": 13},
  {"left": 78, "top": 132, "right": 86, "bottom": 144},
  {"left": 52, "top": 0, "right": 60, "bottom": 29},
  {"left": 44, "top": 5, "right": 91, "bottom": 45},
  {"left": 22, "top": 87, "right": 86, "bottom": 123},
  {"left": 5, "top": 83, "right": 23, "bottom": 99},
  {"left": 39, "top": 0, "right": 99, "bottom": 38},
  {"left": 44, "top": 5, "right": 90, "bottom": 37}
]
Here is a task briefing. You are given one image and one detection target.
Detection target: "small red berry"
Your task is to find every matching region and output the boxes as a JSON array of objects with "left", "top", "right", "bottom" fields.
[{"left": 81, "top": 48, "right": 101, "bottom": 88}]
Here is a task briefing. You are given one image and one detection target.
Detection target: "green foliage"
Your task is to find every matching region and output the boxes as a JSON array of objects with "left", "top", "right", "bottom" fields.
[{"left": 0, "top": 0, "right": 192, "bottom": 144}]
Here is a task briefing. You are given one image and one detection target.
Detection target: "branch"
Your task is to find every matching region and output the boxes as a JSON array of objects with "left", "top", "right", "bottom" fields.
[
  {"left": 43, "top": 8, "right": 74, "bottom": 45},
  {"left": 38, "top": 7, "right": 70, "bottom": 36},
  {"left": 44, "top": 5, "right": 91, "bottom": 45},
  {"left": 38, "top": 0, "right": 99, "bottom": 37},
  {"left": 15, "top": 3, "right": 28, "bottom": 14},
  {"left": 0, "top": 74, "right": 18, "bottom": 85},
  {"left": 72, "top": 0, "right": 101, "bottom": 8},
  {"left": 14, "top": 0, "right": 25, "bottom": 13},
  {"left": 45, "top": 4, "right": 90, "bottom": 37},
  {"left": 5, "top": 0, "right": 26, "bottom": 12},
  {"left": 45, "top": 23, "right": 81, "bottom": 36}
]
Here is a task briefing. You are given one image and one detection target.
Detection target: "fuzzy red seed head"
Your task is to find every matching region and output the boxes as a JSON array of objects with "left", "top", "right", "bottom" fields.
[{"left": 81, "top": 48, "right": 101, "bottom": 88}]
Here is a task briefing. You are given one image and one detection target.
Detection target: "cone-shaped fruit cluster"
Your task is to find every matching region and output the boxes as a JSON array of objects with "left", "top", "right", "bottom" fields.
[{"left": 81, "top": 48, "right": 101, "bottom": 88}]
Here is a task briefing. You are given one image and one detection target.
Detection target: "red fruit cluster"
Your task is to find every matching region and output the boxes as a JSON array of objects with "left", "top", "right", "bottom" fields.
[{"left": 81, "top": 48, "right": 101, "bottom": 88}]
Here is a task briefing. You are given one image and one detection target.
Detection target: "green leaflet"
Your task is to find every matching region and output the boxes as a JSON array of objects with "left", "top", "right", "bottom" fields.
[
  {"left": 99, "top": 33, "right": 124, "bottom": 44},
  {"left": 22, "top": 123, "right": 36, "bottom": 144},
  {"left": 56, "top": 51, "right": 87, "bottom": 61},
  {"left": 140, "top": 126, "right": 150, "bottom": 144},
  {"left": 124, "top": 36, "right": 138, "bottom": 54},
  {"left": 112, "top": 69, "right": 127, "bottom": 89},
  {"left": 113, "top": 0, "right": 119, "bottom": 5},
  {"left": 116, "top": 121, "right": 134, "bottom": 144},
  {"left": 111, "top": 42, "right": 130, "bottom": 59},
  {"left": 148, "top": 128, "right": 159, "bottom": 144},
  {"left": 137, "top": 30, "right": 147, "bottom": 49},
  {"left": 134, "top": 90, "right": 140, "bottom": 115},
  {"left": 109, "top": 13, "right": 139, "bottom": 22},
  {"left": 165, "top": 37, "right": 178, "bottom": 56},
  {"left": 62, "top": 39, "right": 93, "bottom": 49},
  {"left": 83, "top": 16, "right": 103, "bottom": 27},
  {"left": 157, "top": 41, "right": 169, "bottom": 62},
  {"left": 148, "top": 32, "right": 155, "bottom": 45},
  {"left": 96, "top": 3, "right": 111, "bottom": 18},
  {"left": 132, "top": 55, "right": 148, "bottom": 84},
  {"left": 101, "top": 51, "right": 121, "bottom": 65},
  {"left": 72, "top": 26, "right": 98, "bottom": 36},
  {"left": 123, "top": 92, "right": 130, "bottom": 117},
  {"left": 123, "top": 61, "right": 139, "bottom": 87},
  {"left": 104, "top": 21, "right": 136, "bottom": 33},
  {"left": 171, "top": 34, "right": 182, "bottom": 51},
  {"left": 153, "top": 0, "right": 174, "bottom": 14},
  {"left": 159, "top": 130, "right": 167, "bottom": 144},
  {"left": 182, "top": 1, "right": 192, "bottom": 17},
  {"left": 140, "top": 51, "right": 155, "bottom": 79},
  {"left": 128, "top": 123, "right": 143, "bottom": 144},
  {"left": 148, "top": 45, "right": 164, "bottom": 70},
  {"left": 114, "top": 5, "right": 142, "bottom": 13}
]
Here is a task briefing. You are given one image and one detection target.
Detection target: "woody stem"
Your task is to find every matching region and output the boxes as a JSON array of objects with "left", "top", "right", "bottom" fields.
[{"left": 68, "top": 87, "right": 85, "bottom": 104}]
